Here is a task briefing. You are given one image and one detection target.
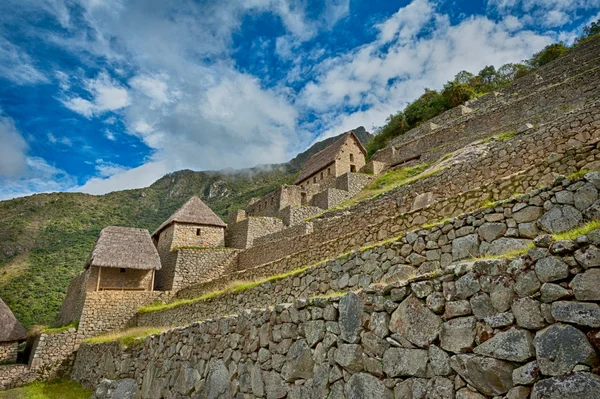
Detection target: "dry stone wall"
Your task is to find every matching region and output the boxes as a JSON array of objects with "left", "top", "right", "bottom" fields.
[
  {"left": 226, "top": 217, "right": 285, "bottom": 249},
  {"left": 0, "top": 342, "right": 18, "bottom": 363},
  {"left": 229, "top": 103, "right": 600, "bottom": 276},
  {"left": 138, "top": 173, "right": 600, "bottom": 330},
  {"left": 73, "top": 226, "right": 600, "bottom": 398},
  {"left": 0, "top": 365, "right": 37, "bottom": 390},
  {"left": 78, "top": 291, "right": 169, "bottom": 339},
  {"left": 28, "top": 329, "right": 79, "bottom": 379},
  {"left": 170, "top": 248, "right": 240, "bottom": 291},
  {"left": 254, "top": 222, "right": 313, "bottom": 247}
]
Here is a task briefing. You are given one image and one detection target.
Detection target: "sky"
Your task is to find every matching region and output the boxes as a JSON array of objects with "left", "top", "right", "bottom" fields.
[{"left": 0, "top": 0, "right": 598, "bottom": 200}]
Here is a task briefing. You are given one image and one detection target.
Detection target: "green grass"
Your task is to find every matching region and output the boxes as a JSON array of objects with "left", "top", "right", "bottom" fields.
[
  {"left": 42, "top": 321, "right": 78, "bottom": 335},
  {"left": 311, "top": 292, "right": 347, "bottom": 300},
  {"left": 138, "top": 265, "right": 313, "bottom": 314},
  {"left": 83, "top": 327, "right": 167, "bottom": 346},
  {"left": 471, "top": 243, "right": 534, "bottom": 261},
  {"left": 568, "top": 169, "right": 590, "bottom": 181},
  {"left": 422, "top": 217, "right": 451, "bottom": 229},
  {"left": 496, "top": 131, "right": 516, "bottom": 141},
  {"left": 359, "top": 233, "right": 403, "bottom": 253},
  {"left": 552, "top": 220, "right": 600, "bottom": 241},
  {"left": 0, "top": 378, "right": 91, "bottom": 399}
]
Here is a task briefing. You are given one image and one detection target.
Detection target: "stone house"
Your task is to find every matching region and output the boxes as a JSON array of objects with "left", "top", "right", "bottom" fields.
[
  {"left": 84, "top": 226, "right": 161, "bottom": 291},
  {"left": 152, "top": 196, "right": 227, "bottom": 290},
  {"left": 0, "top": 298, "right": 27, "bottom": 363},
  {"left": 294, "top": 130, "right": 367, "bottom": 193}
]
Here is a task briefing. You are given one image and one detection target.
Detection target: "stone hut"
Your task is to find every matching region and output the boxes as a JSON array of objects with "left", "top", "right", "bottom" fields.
[
  {"left": 295, "top": 130, "right": 367, "bottom": 192},
  {"left": 0, "top": 298, "right": 27, "bottom": 363},
  {"left": 84, "top": 226, "right": 161, "bottom": 292},
  {"left": 152, "top": 197, "right": 227, "bottom": 290}
]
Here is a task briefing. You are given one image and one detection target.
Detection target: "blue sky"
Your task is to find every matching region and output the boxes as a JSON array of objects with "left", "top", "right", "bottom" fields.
[{"left": 0, "top": 0, "right": 598, "bottom": 200}]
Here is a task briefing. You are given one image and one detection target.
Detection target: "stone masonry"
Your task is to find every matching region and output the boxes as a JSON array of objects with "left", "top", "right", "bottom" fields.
[{"left": 74, "top": 226, "right": 600, "bottom": 398}]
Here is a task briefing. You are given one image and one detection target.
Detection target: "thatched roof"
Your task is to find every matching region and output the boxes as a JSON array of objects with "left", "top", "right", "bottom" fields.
[
  {"left": 0, "top": 297, "right": 27, "bottom": 342},
  {"left": 295, "top": 131, "right": 367, "bottom": 184},
  {"left": 86, "top": 226, "right": 161, "bottom": 270},
  {"left": 152, "top": 196, "right": 226, "bottom": 237}
]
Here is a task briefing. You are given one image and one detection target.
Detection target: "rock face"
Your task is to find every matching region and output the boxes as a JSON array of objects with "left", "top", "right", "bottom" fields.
[
  {"left": 450, "top": 354, "right": 514, "bottom": 396},
  {"left": 346, "top": 373, "right": 393, "bottom": 399},
  {"left": 534, "top": 324, "right": 598, "bottom": 375},
  {"left": 389, "top": 296, "right": 441, "bottom": 348},
  {"left": 473, "top": 328, "right": 535, "bottom": 362},
  {"left": 92, "top": 379, "right": 138, "bottom": 399},
  {"left": 531, "top": 372, "right": 600, "bottom": 399},
  {"left": 537, "top": 205, "right": 582, "bottom": 233}
]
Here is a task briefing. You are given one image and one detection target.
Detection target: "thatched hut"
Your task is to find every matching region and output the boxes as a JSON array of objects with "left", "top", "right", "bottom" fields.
[
  {"left": 0, "top": 298, "right": 27, "bottom": 363},
  {"left": 152, "top": 196, "right": 226, "bottom": 251},
  {"left": 85, "top": 226, "right": 161, "bottom": 291}
]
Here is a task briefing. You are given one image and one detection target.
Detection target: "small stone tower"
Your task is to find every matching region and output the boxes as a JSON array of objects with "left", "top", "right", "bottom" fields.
[{"left": 152, "top": 196, "right": 227, "bottom": 290}]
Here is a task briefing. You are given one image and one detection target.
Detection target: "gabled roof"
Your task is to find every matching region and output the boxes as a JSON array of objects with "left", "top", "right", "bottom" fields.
[
  {"left": 0, "top": 297, "right": 27, "bottom": 342},
  {"left": 86, "top": 226, "right": 161, "bottom": 270},
  {"left": 295, "top": 131, "right": 367, "bottom": 184},
  {"left": 152, "top": 196, "right": 226, "bottom": 237}
]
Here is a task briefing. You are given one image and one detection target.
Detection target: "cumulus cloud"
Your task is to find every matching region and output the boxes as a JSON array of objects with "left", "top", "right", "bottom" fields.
[{"left": 62, "top": 72, "right": 130, "bottom": 118}]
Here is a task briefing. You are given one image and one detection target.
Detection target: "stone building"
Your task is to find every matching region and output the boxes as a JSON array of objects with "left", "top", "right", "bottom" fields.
[
  {"left": 84, "top": 226, "right": 161, "bottom": 291},
  {"left": 0, "top": 298, "right": 27, "bottom": 363},
  {"left": 152, "top": 196, "right": 227, "bottom": 290},
  {"left": 295, "top": 130, "right": 367, "bottom": 191}
]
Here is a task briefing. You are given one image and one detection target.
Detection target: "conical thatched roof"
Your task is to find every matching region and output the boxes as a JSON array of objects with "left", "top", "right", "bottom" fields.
[
  {"left": 86, "top": 226, "right": 161, "bottom": 270},
  {"left": 295, "top": 131, "right": 367, "bottom": 184},
  {"left": 152, "top": 196, "right": 226, "bottom": 237},
  {"left": 0, "top": 297, "right": 27, "bottom": 342}
]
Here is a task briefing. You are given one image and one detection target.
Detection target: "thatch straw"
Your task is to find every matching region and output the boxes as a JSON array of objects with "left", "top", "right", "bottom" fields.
[
  {"left": 152, "top": 196, "right": 226, "bottom": 237},
  {"left": 295, "top": 131, "right": 366, "bottom": 184},
  {"left": 86, "top": 226, "right": 161, "bottom": 270},
  {"left": 0, "top": 297, "right": 27, "bottom": 342}
]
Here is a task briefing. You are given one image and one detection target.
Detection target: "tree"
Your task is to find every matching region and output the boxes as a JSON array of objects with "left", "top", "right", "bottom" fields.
[
  {"left": 442, "top": 81, "right": 476, "bottom": 107},
  {"left": 576, "top": 18, "right": 600, "bottom": 45},
  {"left": 529, "top": 43, "right": 569, "bottom": 68}
]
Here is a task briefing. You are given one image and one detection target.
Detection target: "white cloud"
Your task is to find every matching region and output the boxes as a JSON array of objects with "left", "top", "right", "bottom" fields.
[
  {"left": 104, "top": 129, "right": 116, "bottom": 141},
  {"left": 47, "top": 132, "right": 72, "bottom": 146},
  {"left": 62, "top": 72, "right": 130, "bottom": 118},
  {"left": 0, "top": 114, "right": 29, "bottom": 178},
  {"left": 129, "top": 74, "right": 173, "bottom": 106},
  {"left": 0, "top": 113, "right": 76, "bottom": 200},
  {"left": 0, "top": 37, "right": 48, "bottom": 85},
  {"left": 487, "top": 0, "right": 600, "bottom": 29},
  {"left": 297, "top": 0, "right": 555, "bottom": 142}
]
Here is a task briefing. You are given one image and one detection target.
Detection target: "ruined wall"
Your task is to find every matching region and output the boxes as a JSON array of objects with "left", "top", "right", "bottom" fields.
[
  {"left": 77, "top": 291, "right": 168, "bottom": 339},
  {"left": 56, "top": 269, "right": 90, "bottom": 326},
  {"left": 247, "top": 186, "right": 303, "bottom": 218},
  {"left": 226, "top": 217, "right": 285, "bottom": 249},
  {"left": 0, "top": 365, "right": 37, "bottom": 390},
  {"left": 73, "top": 227, "right": 600, "bottom": 399},
  {"left": 253, "top": 222, "right": 313, "bottom": 247},
  {"left": 0, "top": 342, "right": 18, "bottom": 363},
  {"left": 278, "top": 205, "right": 323, "bottom": 226},
  {"left": 28, "top": 329, "right": 79, "bottom": 379},
  {"left": 170, "top": 248, "right": 240, "bottom": 291},
  {"left": 154, "top": 225, "right": 177, "bottom": 291},
  {"left": 161, "top": 172, "right": 600, "bottom": 321},
  {"left": 310, "top": 187, "right": 351, "bottom": 209}
]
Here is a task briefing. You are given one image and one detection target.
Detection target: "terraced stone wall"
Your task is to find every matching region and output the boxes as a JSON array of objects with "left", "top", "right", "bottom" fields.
[
  {"left": 231, "top": 103, "right": 600, "bottom": 276},
  {"left": 138, "top": 173, "right": 600, "bottom": 330},
  {"left": 73, "top": 228, "right": 600, "bottom": 398},
  {"left": 170, "top": 248, "right": 240, "bottom": 291}
]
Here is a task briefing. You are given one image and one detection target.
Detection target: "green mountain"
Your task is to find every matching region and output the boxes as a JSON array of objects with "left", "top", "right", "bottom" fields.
[{"left": 0, "top": 128, "right": 372, "bottom": 328}]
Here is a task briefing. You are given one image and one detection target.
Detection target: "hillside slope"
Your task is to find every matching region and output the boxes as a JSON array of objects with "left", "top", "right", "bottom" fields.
[{"left": 0, "top": 128, "right": 371, "bottom": 328}]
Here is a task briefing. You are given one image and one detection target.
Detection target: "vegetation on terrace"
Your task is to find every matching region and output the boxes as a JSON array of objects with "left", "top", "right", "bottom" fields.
[
  {"left": 0, "top": 378, "right": 91, "bottom": 399},
  {"left": 83, "top": 327, "right": 168, "bottom": 347},
  {"left": 365, "top": 19, "right": 600, "bottom": 157}
]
